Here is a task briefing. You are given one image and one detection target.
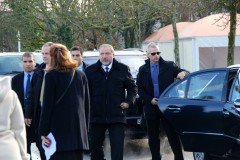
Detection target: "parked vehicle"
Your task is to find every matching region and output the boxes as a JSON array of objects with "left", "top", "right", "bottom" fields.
[
  {"left": 0, "top": 52, "right": 43, "bottom": 77},
  {"left": 157, "top": 65, "right": 240, "bottom": 160},
  {"left": 84, "top": 50, "right": 147, "bottom": 138}
]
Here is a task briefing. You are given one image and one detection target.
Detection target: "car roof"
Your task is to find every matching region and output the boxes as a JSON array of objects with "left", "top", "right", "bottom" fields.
[
  {"left": 0, "top": 52, "right": 41, "bottom": 56},
  {"left": 227, "top": 64, "right": 240, "bottom": 69},
  {"left": 83, "top": 50, "right": 146, "bottom": 57},
  {"left": 0, "top": 52, "right": 25, "bottom": 56}
]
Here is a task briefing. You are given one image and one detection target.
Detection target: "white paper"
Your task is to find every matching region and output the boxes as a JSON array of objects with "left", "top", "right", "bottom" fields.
[{"left": 42, "top": 132, "right": 57, "bottom": 160}]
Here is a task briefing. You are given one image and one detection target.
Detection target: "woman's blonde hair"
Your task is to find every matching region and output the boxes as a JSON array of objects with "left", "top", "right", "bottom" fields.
[{"left": 45, "top": 43, "right": 78, "bottom": 72}]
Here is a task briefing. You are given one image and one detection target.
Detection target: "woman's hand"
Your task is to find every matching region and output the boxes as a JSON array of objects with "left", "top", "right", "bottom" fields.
[{"left": 41, "top": 135, "right": 51, "bottom": 147}]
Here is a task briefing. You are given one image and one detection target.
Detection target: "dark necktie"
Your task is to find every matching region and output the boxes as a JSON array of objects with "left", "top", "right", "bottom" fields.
[
  {"left": 105, "top": 67, "right": 109, "bottom": 74},
  {"left": 24, "top": 74, "right": 31, "bottom": 107}
]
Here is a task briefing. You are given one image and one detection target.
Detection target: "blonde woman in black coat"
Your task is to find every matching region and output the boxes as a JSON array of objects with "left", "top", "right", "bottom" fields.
[{"left": 39, "top": 43, "right": 90, "bottom": 160}]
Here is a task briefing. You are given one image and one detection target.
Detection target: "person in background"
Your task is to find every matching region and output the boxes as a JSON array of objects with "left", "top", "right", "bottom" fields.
[
  {"left": 12, "top": 52, "right": 36, "bottom": 158},
  {"left": 137, "top": 42, "right": 188, "bottom": 160},
  {"left": 25, "top": 42, "right": 53, "bottom": 160},
  {"left": 0, "top": 76, "right": 29, "bottom": 160},
  {"left": 85, "top": 44, "right": 137, "bottom": 160},
  {"left": 70, "top": 46, "right": 90, "bottom": 155},
  {"left": 39, "top": 43, "right": 90, "bottom": 160},
  {"left": 70, "top": 46, "right": 88, "bottom": 72}
]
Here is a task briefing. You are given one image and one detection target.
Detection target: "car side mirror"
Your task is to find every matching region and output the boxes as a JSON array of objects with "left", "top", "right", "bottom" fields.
[{"left": 233, "top": 98, "right": 240, "bottom": 108}]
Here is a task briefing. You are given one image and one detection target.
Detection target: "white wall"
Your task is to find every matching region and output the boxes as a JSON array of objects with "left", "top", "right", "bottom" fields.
[{"left": 142, "top": 35, "right": 240, "bottom": 72}]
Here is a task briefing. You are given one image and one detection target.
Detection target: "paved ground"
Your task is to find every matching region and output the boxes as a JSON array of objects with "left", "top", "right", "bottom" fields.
[{"left": 31, "top": 136, "right": 194, "bottom": 160}]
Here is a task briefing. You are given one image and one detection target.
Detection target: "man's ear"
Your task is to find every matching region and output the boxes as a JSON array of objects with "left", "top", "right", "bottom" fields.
[{"left": 147, "top": 53, "right": 151, "bottom": 58}]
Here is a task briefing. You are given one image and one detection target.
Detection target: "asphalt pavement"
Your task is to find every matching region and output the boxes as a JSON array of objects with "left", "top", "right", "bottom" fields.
[{"left": 31, "top": 136, "right": 194, "bottom": 160}]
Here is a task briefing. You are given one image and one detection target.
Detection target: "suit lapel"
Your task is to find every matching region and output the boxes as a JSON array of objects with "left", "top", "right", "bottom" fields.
[{"left": 20, "top": 72, "right": 25, "bottom": 100}]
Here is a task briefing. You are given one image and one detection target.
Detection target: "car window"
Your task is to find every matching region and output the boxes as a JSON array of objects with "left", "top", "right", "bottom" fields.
[
  {"left": 115, "top": 56, "right": 146, "bottom": 78},
  {"left": 0, "top": 53, "right": 42, "bottom": 75},
  {"left": 0, "top": 56, "right": 22, "bottom": 74},
  {"left": 84, "top": 55, "right": 147, "bottom": 79},
  {"left": 229, "top": 73, "right": 240, "bottom": 102},
  {"left": 34, "top": 54, "right": 43, "bottom": 64},
  {"left": 163, "top": 80, "right": 187, "bottom": 98},
  {"left": 187, "top": 72, "right": 226, "bottom": 101}
]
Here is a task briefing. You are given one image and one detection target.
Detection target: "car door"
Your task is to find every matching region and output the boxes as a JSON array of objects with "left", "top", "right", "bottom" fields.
[
  {"left": 223, "top": 69, "right": 240, "bottom": 150},
  {"left": 158, "top": 68, "right": 232, "bottom": 154}
]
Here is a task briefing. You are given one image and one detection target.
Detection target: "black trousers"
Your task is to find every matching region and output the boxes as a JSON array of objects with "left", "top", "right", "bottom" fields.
[
  {"left": 89, "top": 123, "right": 125, "bottom": 160},
  {"left": 50, "top": 150, "right": 83, "bottom": 160},
  {"left": 146, "top": 109, "right": 184, "bottom": 160},
  {"left": 26, "top": 125, "right": 35, "bottom": 155},
  {"left": 146, "top": 118, "right": 162, "bottom": 160}
]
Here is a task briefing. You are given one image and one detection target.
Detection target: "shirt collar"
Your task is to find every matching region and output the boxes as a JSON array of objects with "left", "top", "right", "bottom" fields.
[
  {"left": 102, "top": 62, "right": 113, "bottom": 70},
  {"left": 77, "top": 63, "right": 83, "bottom": 71},
  {"left": 24, "top": 71, "right": 34, "bottom": 77},
  {"left": 150, "top": 62, "right": 159, "bottom": 68}
]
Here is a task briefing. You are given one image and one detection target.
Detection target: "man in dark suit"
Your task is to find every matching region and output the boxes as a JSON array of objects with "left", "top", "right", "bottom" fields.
[
  {"left": 11, "top": 52, "right": 36, "bottom": 158},
  {"left": 70, "top": 46, "right": 88, "bottom": 72},
  {"left": 85, "top": 44, "right": 137, "bottom": 160},
  {"left": 137, "top": 42, "right": 188, "bottom": 160},
  {"left": 25, "top": 42, "right": 53, "bottom": 160}
]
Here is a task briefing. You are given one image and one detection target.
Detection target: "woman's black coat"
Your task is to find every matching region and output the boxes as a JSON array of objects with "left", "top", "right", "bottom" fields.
[{"left": 39, "top": 70, "right": 90, "bottom": 151}]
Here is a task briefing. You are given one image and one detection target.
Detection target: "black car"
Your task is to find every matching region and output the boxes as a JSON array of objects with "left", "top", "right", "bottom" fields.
[
  {"left": 84, "top": 50, "right": 147, "bottom": 138},
  {"left": 157, "top": 65, "right": 240, "bottom": 160}
]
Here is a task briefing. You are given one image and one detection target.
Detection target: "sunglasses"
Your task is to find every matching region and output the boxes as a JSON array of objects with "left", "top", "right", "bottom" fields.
[{"left": 150, "top": 52, "right": 160, "bottom": 56}]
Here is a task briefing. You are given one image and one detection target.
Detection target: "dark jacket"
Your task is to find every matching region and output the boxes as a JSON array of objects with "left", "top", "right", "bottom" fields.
[
  {"left": 39, "top": 70, "right": 90, "bottom": 151},
  {"left": 11, "top": 71, "right": 35, "bottom": 145},
  {"left": 11, "top": 72, "right": 25, "bottom": 110},
  {"left": 82, "top": 61, "right": 89, "bottom": 71},
  {"left": 137, "top": 57, "right": 184, "bottom": 120},
  {"left": 85, "top": 59, "right": 137, "bottom": 124},
  {"left": 25, "top": 63, "right": 46, "bottom": 130}
]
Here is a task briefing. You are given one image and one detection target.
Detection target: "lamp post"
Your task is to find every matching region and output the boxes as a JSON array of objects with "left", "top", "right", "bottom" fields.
[{"left": 17, "top": 30, "right": 21, "bottom": 52}]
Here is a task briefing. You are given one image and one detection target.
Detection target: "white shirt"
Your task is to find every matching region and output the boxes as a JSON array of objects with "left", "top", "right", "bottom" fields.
[{"left": 102, "top": 62, "right": 113, "bottom": 72}]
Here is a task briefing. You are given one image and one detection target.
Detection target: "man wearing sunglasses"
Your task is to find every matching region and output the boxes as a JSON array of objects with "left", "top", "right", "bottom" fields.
[
  {"left": 137, "top": 42, "right": 187, "bottom": 160},
  {"left": 70, "top": 46, "right": 88, "bottom": 72}
]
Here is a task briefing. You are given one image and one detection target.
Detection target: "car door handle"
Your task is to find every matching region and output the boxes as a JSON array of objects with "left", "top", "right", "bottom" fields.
[
  {"left": 222, "top": 109, "right": 230, "bottom": 117},
  {"left": 167, "top": 106, "right": 181, "bottom": 113}
]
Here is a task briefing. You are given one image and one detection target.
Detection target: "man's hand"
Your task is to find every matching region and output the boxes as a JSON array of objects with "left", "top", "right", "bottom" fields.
[
  {"left": 151, "top": 97, "right": 158, "bottom": 106},
  {"left": 24, "top": 119, "right": 32, "bottom": 127},
  {"left": 120, "top": 102, "right": 129, "bottom": 109},
  {"left": 177, "top": 71, "right": 186, "bottom": 80}
]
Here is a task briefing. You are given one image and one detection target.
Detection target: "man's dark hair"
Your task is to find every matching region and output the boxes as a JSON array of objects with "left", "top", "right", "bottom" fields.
[
  {"left": 70, "top": 46, "right": 83, "bottom": 55},
  {"left": 22, "top": 52, "right": 35, "bottom": 60}
]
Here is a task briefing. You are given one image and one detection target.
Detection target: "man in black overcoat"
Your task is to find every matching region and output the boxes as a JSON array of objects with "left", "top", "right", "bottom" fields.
[
  {"left": 85, "top": 44, "right": 137, "bottom": 160},
  {"left": 137, "top": 42, "right": 188, "bottom": 160}
]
